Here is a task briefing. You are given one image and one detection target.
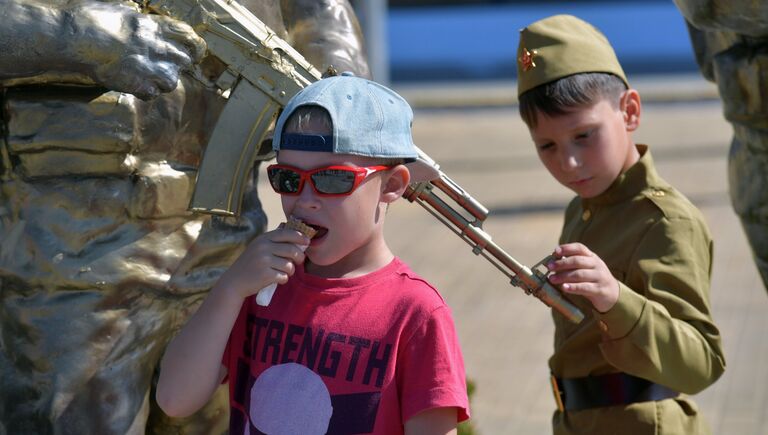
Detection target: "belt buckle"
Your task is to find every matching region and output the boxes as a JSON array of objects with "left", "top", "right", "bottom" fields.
[{"left": 550, "top": 375, "right": 565, "bottom": 412}]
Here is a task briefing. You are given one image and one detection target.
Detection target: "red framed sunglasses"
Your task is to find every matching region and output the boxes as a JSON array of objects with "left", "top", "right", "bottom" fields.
[{"left": 266, "top": 164, "right": 391, "bottom": 196}]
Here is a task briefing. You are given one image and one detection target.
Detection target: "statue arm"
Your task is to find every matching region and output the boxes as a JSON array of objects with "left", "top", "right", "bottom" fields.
[
  {"left": 673, "top": 0, "right": 768, "bottom": 37},
  {"left": 0, "top": 0, "right": 79, "bottom": 79},
  {"left": 280, "top": 0, "right": 371, "bottom": 78},
  {"left": 0, "top": 0, "right": 206, "bottom": 99}
]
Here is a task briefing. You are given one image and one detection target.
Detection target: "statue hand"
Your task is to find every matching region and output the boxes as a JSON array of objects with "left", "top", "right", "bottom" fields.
[{"left": 70, "top": 2, "right": 206, "bottom": 100}]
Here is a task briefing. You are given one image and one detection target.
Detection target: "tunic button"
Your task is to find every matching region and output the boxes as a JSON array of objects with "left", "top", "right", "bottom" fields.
[
  {"left": 598, "top": 320, "right": 608, "bottom": 332},
  {"left": 651, "top": 189, "right": 665, "bottom": 197},
  {"left": 581, "top": 209, "right": 591, "bottom": 221}
]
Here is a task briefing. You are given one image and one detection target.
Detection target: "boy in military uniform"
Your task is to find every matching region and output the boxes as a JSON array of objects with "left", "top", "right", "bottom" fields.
[{"left": 516, "top": 15, "right": 726, "bottom": 434}]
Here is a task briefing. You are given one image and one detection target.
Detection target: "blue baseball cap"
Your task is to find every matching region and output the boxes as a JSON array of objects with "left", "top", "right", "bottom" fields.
[{"left": 273, "top": 74, "right": 440, "bottom": 182}]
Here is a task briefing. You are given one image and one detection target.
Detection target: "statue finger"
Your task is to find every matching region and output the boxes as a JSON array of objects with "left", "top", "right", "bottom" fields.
[
  {"left": 159, "top": 17, "right": 207, "bottom": 64},
  {"left": 151, "top": 61, "right": 182, "bottom": 94}
]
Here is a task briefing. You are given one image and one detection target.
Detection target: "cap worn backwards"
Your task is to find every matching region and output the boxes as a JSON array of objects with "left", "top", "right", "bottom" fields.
[
  {"left": 516, "top": 14, "right": 628, "bottom": 97},
  {"left": 273, "top": 74, "right": 440, "bottom": 182}
]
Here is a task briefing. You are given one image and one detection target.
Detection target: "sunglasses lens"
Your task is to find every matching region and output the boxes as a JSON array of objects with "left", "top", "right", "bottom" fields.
[
  {"left": 268, "top": 167, "right": 301, "bottom": 194},
  {"left": 311, "top": 169, "right": 357, "bottom": 194}
]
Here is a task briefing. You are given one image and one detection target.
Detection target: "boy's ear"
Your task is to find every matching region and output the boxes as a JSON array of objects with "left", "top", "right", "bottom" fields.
[
  {"left": 622, "top": 89, "right": 641, "bottom": 132},
  {"left": 380, "top": 165, "right": 410, "bottom": 203}
]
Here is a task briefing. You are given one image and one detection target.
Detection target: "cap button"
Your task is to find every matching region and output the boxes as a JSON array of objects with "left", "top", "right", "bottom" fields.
[{"left": 340, "top": 71, "right": 356, "bottom": 77}]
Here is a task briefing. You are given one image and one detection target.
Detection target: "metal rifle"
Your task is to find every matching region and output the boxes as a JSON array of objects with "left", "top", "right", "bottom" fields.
[
  {"left": 403, "top": 148, "right": 585, "bottom": 323},
  {"left": 141, "top": 0, "right": 322, "bottom": 216}
]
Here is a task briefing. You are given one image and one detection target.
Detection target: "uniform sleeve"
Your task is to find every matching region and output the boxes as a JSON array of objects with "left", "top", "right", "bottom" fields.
[
  {"left": 595, "top": 216, "right": 726, "bottom": 394},
  {"left": 397, "top": 305, "right": 470, "bottom": 424}
]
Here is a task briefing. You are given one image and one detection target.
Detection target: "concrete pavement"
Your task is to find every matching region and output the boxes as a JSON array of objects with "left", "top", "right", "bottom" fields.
[{"left": 255, "top": 74, "right": 768, "bottom": 434}]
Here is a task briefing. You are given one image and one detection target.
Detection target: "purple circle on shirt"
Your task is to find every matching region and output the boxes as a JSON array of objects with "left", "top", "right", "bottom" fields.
[{"left": 249, "top": 363, "right": 333, "bottom": 435}]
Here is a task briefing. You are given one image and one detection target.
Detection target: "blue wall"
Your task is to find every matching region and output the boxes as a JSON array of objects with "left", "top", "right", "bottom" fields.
[{"left": 388, "top": 2, "right": 697, "bottom": 82}]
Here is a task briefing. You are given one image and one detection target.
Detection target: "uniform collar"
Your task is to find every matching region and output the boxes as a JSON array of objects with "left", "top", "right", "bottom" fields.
[{"left": 582, "top": 144, "right": 657, "bottom": 207}]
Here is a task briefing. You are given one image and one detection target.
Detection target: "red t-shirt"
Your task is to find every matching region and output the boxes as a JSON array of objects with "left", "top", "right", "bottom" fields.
[{"left": 222, "top": 257, "right": 469, "bottom": 434}]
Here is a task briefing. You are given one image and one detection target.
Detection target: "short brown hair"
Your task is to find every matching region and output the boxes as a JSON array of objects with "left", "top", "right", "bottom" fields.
[
  {"left": 282, "top": 105, "right": 333, "bottom": 135},
  {"left": 518, "top": 72, "right": 627, "bottom": 128},
  {"left": 281, "top": 105, "right": 404, "bottom": 167}
]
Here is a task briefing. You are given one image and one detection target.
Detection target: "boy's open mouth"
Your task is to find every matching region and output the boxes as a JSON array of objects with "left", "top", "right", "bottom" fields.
[{"left": 307, "top": 223, "right": 328, "bottom": 239}]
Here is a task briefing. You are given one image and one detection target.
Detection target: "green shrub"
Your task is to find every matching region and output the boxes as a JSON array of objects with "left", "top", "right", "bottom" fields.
[{"left": 458, "top": 377, "right": 478, "bottom": 435}]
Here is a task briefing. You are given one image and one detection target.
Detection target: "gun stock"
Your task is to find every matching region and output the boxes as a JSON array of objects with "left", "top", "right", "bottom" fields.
[
  {"left": 403, "top": 149, "right": 585, "bottom": 323},
  {"left": 143, "top": 0, "right": 322, "bottom": 216}
]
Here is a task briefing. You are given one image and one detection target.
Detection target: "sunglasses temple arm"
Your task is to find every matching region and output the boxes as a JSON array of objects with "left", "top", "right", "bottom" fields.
[{"left": 403, "top": 173, "right": 585, "bottom": 324}]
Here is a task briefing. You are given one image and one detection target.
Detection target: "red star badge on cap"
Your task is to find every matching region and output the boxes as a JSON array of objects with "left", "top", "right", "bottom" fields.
[{"left": 519, "top": 48, "right": 538, "bottom": 72}]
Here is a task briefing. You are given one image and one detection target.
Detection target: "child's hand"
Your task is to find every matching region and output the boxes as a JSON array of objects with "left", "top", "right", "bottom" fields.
[
  {"left": 547, "top": 243, "right": 619, "bottom": 313},
  {"left": 215, "top": 225, "right": 311, "bottom": 300}
]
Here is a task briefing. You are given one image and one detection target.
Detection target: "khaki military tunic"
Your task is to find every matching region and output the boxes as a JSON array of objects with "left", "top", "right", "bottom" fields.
[{"left": 550, "top": 145, "right": 726, "bottom": 435}]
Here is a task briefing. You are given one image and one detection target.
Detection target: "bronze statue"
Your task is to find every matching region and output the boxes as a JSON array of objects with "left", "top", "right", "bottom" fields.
[
  {"left": 0, "top": 0, "right": 369, "bottom": 433},
  {"left": 674, "top": 0, "right": 768, "bottom": 292}
]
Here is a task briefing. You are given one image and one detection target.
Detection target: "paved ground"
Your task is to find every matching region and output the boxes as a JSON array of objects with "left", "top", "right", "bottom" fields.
[{"left": 255, "top": 75, "right": 768, "bottom": 434}]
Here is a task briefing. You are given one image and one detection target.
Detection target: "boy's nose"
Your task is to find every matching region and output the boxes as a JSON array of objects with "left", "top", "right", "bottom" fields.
[
  {"left": 560, "top": 152, "right": 580, "bottom": 171},
  {"left": 295, "top": 183, "right": 321, "bottom": 208}
]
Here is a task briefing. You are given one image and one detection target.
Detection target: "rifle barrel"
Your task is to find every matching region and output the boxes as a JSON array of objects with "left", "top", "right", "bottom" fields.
[{"left": 403, "top": 183, "right": 585, "bottom": 323}]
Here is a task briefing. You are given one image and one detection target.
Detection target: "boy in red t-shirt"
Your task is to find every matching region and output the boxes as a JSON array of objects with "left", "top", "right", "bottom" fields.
[{"left": 156, "top": 75, "right": 470, "bottom": 434}]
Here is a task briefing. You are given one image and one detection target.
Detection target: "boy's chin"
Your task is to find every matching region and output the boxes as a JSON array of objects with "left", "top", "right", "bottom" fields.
[
  {"left": 570, "top": 183, "right": 608, "bottom": 199},
  {"left": 303, "top": 254, "right": 339, "bottom": 270},
  {"left": 576, "top": 191, "right": 600, "bottom": 199}
]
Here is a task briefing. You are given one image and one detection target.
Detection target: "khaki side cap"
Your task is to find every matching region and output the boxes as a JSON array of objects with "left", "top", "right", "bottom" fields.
[{"left": 517, "top": 14, "right": 628, "bottom": 96}]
